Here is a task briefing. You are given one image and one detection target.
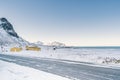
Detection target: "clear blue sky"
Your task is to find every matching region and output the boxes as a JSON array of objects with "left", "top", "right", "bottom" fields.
[{"left": 0, "top": 0, "right": 120, "bottom": 46}]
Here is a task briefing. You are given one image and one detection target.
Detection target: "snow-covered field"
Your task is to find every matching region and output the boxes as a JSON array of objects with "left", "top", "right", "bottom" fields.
[
  {"left": 1, "top": 46, "right": 120, "bottom": 80},
  {"left": 2, "top": 46, "right": 120, "bottom": 66},
  {"left": 0, "top": 60, "right": 70, "bottom": 80}
]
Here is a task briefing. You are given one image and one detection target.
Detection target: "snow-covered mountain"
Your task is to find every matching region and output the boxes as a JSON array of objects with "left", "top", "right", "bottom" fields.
[
  {"left": 34, "top": 41, "right": 44, "bottom": 46},
  {"left": 48, "top": 41, "right": 66, "bottom": 47},
  {"left": 0, "top": 18, "right": 29, "bottom": 46}
]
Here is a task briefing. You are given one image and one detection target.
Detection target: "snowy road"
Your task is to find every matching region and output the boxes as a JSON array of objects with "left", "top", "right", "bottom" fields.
[{"left": 0, "top": 54, "right": 120, "bottom": 80}]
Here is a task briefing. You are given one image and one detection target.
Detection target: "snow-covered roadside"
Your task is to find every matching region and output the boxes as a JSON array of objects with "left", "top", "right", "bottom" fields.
[
  {"left": 1, "top": 47, "right": 120, "bottom": 67},
  {"left": 0, "top": 60, "right": 70, "bottom": 80}
]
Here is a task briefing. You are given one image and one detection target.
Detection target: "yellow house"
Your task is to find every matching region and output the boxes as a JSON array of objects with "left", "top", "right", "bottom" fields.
[
  {"left": 26, "top": 46, "right": 41, "bottom": 51},
  {"left": 10, "top": 47, "right": 22, "bottom": 52}
]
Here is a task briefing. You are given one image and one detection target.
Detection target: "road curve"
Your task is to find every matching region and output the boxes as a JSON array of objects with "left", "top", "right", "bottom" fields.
[{"left": 0, "top": 54, "right": 120, "bottom": 80}]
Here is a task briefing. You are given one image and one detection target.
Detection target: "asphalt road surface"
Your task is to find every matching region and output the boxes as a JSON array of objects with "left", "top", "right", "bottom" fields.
[{"left": 0, "top": 54, "right": 120, "bottom": 80}]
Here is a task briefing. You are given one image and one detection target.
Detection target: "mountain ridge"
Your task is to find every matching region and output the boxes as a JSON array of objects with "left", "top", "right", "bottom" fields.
[
  {"left": 0, "top": 18, "right": 19, "bottom": 38},
  {"left": 0, "top": 18, "right": 29, "bottom": 46}
]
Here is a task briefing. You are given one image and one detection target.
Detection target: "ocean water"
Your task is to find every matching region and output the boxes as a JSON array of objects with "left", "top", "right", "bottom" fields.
[{"left": 69, "top": 46, "right": 120, "bottom": 50}]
